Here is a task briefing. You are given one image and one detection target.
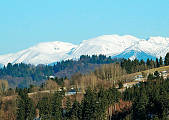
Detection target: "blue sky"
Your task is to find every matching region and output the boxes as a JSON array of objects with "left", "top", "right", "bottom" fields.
[{"left": 0, "top": 0, "right": 169, "bottom": 54}]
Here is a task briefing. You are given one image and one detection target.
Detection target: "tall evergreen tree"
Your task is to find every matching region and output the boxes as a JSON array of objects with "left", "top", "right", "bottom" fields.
[
  {"left": 70, "top": 100, "right": 82, "bottom": 120},
  {"left": 16, "top": 89, "right": 35, "bottom": 120},
  {"left": 146, "top": 58, "right": 151, "bottom": 69},
  {"left": 65, "top": 97, "right": 71, "bottom": 118},
  {"left": 150, "top": 59, "right": 155, "bottom": 69},
  {"left": 51, "top": 92, "right": 63, "bottom": 120},
  {"left": 37, "top": 96, "right": 52, "bottom": 118},
  {"left": 81, "top": 88, "right": 97, "bottom": 120},
  {"left": 156, "top": 58, "right": 160, "bottom": 68},
  {"left": 159, "top": 56, "right": 163, "bottom": 67},
  {"left": 164, "top": 52, "right": 169, "bottom": 66},
  {"left": 132, "top": 91, "right": 149, "bottom": 120}
]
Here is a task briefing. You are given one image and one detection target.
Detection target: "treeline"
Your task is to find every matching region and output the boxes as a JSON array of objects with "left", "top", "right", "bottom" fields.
[
  {"left": 1, "top": 52, "right": 169, "bottom": 88},
  {"left": 15, "top": 87, "right": 121, "bottom": 120},
  {"left": 0, "top": 63, "right": 53, "bottom": 80},
  {"left": 0, "top": 63, "right": 126, "bottom": 97},
  {"left": 121, "top": 57, "right": 163, "bottom": 74},
  {"left": 0, "top": 63, "right": 54, "bottom": 88},
  {"left": 53, "top": 55, "right": 119, "bottom": 73},
  {"left": 0, "top": 55, "right": 120, "bottom": 88},
  {"left": 122, "top": 74, "right": 169, "bottom": 119},
  {"left": 121, "top": 52, "right": 169, "bottom": 74}
]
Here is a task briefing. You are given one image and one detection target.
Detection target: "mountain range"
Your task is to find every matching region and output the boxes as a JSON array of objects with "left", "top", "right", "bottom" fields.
[{"left": 1, "top": 34, "right": 169, "bottom": 66}]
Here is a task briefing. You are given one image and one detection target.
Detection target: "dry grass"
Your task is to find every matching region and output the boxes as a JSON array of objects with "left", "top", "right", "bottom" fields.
[{"left": 143, "top": 66, "right": 169, "bottom": 73}]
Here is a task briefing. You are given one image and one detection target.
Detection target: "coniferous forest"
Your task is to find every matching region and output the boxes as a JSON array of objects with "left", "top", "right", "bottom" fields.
[
  {"left": 0, "top": 53, "right": 169, "bottom": 119},
  {"left": 0, "top": 54, "right": 167, "bottom": 88},
  {"left": 0, "top": 55, "right": 120, "bottom": 88},
  {"left": 1, "top": 72, "right": 169, "bottom": 119}
]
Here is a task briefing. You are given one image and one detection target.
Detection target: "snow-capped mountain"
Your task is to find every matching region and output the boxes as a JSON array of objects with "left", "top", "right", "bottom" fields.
[
  {"left": 70, "top": 35, "right": 140, "bottom": 59},
  {"left": 69, "top": 35, "right": 169, "bottom": 61},
  {"left": 0, "top": 34, "right": 169, "bottom": 66},
  {"left": 0, "top": 41, "right": 77, "bottom": 66}
]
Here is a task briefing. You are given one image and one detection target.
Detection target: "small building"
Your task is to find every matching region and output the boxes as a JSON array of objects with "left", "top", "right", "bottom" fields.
[
  {"left": 134, "top": 74, "right": 144, "bottom": 81},
  {"left": 65, "top": 89, "right": 76, "bottom": 96},
  {"left": 123, "top": 82, "right": 140, "bottom": 89},
  {"left": 160, "top": 71, "right": 168, "bottom": 79},
  {"left": 49, "top": 76, "right": 55, "bottom": 79},
  {"left": 46, "top": 75, "right": 55, "bottom": 79}
]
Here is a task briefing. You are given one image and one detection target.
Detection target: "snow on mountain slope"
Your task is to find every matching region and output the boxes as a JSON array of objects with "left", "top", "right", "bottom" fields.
[
  {"left": 70, "top": 35, "right": 140, "bottom": 59},
  {"left": 127, "top": 37, "right": 169, "bottom": 58},
  {"left": 0, "top": 35, "right": 169, "bottom": 66},
  {"left": 0, "top": 41, "right": 77, "bottom": 66},
  {"left": 113, "top": 49, "right": 156, "bottom": 61}
]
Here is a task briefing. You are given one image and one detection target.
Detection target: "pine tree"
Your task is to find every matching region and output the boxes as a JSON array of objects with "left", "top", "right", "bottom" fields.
[
  {"left": 132, "top": 91, "right": 149, "bottom": 120},
  {"left": 16, "top": 89, "right": 35, "bottom": 120},
  {"left": 37, "top": 96, "right": 52, "bottom": 118},
  {"left": 156, "top": 58, "right": 160, "bottom": 68},
  {"left": 65, "top": 97, "right": 71, "bottom": 118},
  {"left": 51, "top": 92, "right": 63, "bottom": 119},
  {"left": 164, "top": 52, "right": 169, "bottom": 66},
  {"left": 70, "top": 100, "right": 82, "bottom": 119},
  {"left": 150, "top": 59, "right": 155, "bottom": 69},
  {"left": 159, "top": 56, "right": 163, "bottom": 67},
  {"left": 146, "top": 58, "right": 151, "bottom": 69},
  {"left": 81, "top": 88, "right": 97, "bottom": 120},
  {"left": 156, "top": 89, "right": 169, "bottom": 119}
]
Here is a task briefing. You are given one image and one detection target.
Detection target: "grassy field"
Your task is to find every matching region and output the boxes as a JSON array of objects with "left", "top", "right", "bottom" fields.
[
  {"left": 143, "top": 65, "right": 169, "bottom": 73},
  {"left": 122, "top": 65, "right": 169, "bottom": 83},
  {"left": 130, "top": 65, "right": 169, "bottom": 78}
]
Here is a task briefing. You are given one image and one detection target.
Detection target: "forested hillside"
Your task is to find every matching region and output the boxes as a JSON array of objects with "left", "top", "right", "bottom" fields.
[
  {"left": 1, "top": 53, "right": 167, "bottom": 88},
  {"left": 0, "top": 55, "right": 120, "bottom": 88},
  {"left": 1, "top": 70, "right": 168, "bottom": 119},
  {"left": 1, "top": 53, "right": 169, "bottom": 119},
  {"left": 122, "top": 75, "right": 169, "bottom": 119}
]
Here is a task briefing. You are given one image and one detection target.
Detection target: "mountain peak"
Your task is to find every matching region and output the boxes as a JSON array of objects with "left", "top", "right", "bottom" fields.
[
  {"left": 0, "top": 41, "right": 77, "bottom": 66},
  {"left": 147, "top": 36, "right": 169, "bottom": 44},
  {"left": 31, "top": 41, "right": 77, "bottom": 54},
  {"left": 0, "top": 34, "right": 169, "bottom": 66}
]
